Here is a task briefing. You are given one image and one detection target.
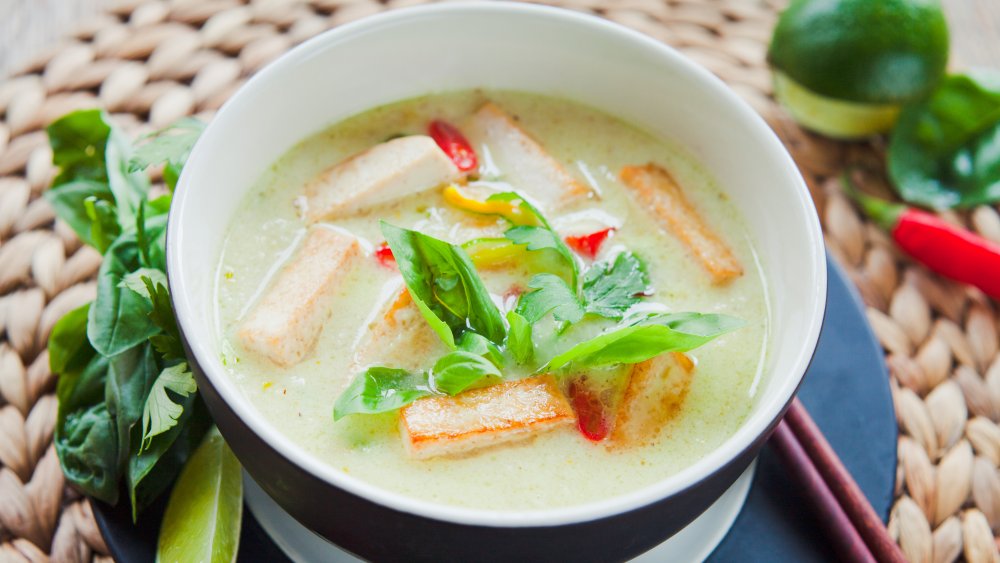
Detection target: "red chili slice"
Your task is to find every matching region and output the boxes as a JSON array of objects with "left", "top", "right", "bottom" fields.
[
  {"left": 428, "top": 120, "right": 478, "bottom": 172},
  {"left": 569, "top": 380, "right": 609, "bottom": 441},
  {"left": 565, "top": 227, "right": 615, "bottom": 259},
  {"left": 374, "top": 243, "right": 395, "bottom": 268}
]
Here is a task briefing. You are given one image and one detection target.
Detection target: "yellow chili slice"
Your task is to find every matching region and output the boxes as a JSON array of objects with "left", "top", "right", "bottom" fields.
[
  {"left": 442, "top": 185, "right": 539, "bottom": 226},
  {"left": 462, "top": 237, "right": 527, "bottom": 268}
]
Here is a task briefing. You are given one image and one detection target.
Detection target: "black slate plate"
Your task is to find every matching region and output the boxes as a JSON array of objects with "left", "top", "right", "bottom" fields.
[{"left": 93, "top": 257, "right": 897, "bottom": 562}]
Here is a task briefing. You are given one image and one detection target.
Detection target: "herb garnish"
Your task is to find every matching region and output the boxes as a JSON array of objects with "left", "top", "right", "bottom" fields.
[{"left": 46, "top": 109, "right": 207, "bottom": 518}]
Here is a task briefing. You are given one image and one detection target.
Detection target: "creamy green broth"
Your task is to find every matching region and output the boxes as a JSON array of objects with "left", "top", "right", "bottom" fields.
[{"left": 215, "top": 91, "right": 770, "bottom": 510}]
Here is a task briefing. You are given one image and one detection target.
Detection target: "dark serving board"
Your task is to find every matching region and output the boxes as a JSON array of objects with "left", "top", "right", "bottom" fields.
[{"left": 93, "top": 256, "right": 897, "bottom": 562}]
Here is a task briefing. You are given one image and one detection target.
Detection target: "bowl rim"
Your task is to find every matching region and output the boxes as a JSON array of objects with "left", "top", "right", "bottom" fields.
[{"left": 168, "top": 1, "right": 827, "bottom": 528}]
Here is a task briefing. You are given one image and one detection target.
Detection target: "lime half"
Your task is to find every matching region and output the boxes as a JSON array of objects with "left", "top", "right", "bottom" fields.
[
  {"left": 773, "top": 71, "right": 901, "bottom": 139},
  {"left": 156, "top": 427, "right": 242, "bottom": 563}
]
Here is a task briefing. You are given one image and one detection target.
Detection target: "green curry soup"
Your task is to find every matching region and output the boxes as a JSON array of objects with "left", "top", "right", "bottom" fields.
[{"left": 214, "top": 91, "right": 770, "bottom": 510}]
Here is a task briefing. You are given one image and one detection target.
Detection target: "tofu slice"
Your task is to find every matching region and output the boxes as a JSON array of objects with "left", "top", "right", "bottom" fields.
[
  {"left": 305, "top": 135, "right": 462, "bottom": 223},
  {"left": 353, "top": 285, "right": 448, "bottom": 372},
  {"left": 464, "top": 102, "right": 589, "bottom": 210},
  {"left": 238, "top": 226, "right": 360, "bottom": 366},
  {"left": 609, "top": 352, "right": 695, "bottom": 447},
  {"left": 620, "top": 164, "right": 743, "bottom": 284},
  {"left": 400, "top": 375, "right": 575, "bottom": 459}
]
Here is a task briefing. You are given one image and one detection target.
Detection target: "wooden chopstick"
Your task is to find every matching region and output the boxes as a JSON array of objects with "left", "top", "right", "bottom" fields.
[
  {"left": 769, "top": 419, "right": 877, "bottom": 562},
  {"left": 784, "top": 399, "right": 907, "bottom": 563}
]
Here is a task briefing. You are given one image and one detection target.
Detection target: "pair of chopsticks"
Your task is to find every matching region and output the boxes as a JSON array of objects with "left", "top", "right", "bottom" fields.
[{"left": 768, "top": 398, "right": 905, "bottom": 563}]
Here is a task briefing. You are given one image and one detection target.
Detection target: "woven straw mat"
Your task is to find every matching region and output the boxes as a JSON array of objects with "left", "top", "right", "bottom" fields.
[{"left": 1, "top": 0, "right": 999, "bottom": 561}]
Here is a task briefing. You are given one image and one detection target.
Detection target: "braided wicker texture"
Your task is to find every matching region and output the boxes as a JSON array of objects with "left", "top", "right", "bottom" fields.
[{"left": 0, "top": 0, "right": 999, "bottom": 561}]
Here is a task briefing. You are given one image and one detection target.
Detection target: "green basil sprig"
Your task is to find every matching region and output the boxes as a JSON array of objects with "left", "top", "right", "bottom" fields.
[
  {"left": 46, "top": 110, "right": 207, "bottom": 518},
  {"left": 889, "top": 72, "right": 1000, "bottom": 209}
]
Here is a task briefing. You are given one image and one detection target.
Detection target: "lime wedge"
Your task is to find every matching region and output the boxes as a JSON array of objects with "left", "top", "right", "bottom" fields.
[
  {"left": 772, "top": 71, "right": 901, "bottom": 139},
  {"left": 156, "top": 427, "right": 242, "bottom": 563}
]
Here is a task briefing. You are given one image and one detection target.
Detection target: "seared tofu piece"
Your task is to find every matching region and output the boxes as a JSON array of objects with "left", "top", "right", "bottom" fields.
[
  {"left": 464, "top": 102, "right": 589, "bottom": 210},
  {"left": 238, "top": 226, "right": 360, "bottom": 366},
  {"left": 609, "top": 352, "right": 695, "bottom": 447},
  {"left": 400, "top": 375, "right": 575, "bottom": 459},
  {"left": 353, "top": 286, "right": 448, "bottom": 372},
  {"left": 305, "top": 135, "right": 461, "bottom": 223},
  {"left": 620, "top": 164, "right": 743, "bottom": 284}
]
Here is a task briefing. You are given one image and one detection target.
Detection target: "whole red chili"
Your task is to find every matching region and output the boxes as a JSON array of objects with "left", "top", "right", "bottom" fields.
[
  {"left": 845, "top": 176, "right": 1000, "bottom": 301},
  {"left": 565, "top": 227, "right": 616, "bottom": 259},
  {"left": 569, "top": 380, "right": 610, "bottom": 441},
  {"left": 428, "top": 120, "right": 478, "bottom": 172}
]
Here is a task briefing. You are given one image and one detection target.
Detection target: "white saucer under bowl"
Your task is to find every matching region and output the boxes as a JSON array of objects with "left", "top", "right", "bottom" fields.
[{"left": 244, "top": 461, "right": 757, "bottom": 563}]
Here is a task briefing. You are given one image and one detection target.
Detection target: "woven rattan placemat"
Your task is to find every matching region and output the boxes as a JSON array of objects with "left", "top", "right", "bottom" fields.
[{"left": 1, "top": 0, "right": 999, "bottom": 561}]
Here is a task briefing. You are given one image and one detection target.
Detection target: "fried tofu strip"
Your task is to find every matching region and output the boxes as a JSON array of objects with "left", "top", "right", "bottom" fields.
[
  {"left": 353, "top": 285, "right": 448, "bottom": 372},
  {"left": 305, "top": 135, "right": 461, "bottom": 223},
  {"left": 610, "top": 352, "right": 695, "bottom": 447},
  {"left": 464, "top": 102, "right": 589, "bottom": 210},
  {"left": 238, "top": 226, "right": 360, "bottom": 366},
  {"left": 400, "top": 375, "right": 575, "bottom": 459},
  {"left": 620, "top": 164, "right": 743, "bottom": 284}
]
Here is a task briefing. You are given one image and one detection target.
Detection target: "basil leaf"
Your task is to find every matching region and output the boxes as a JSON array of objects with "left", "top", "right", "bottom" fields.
[
  {"left": 457, "top": 332, "right": 504, "bottom": 368},
  {"left": 516, "top": 274, "right": 584, "bottom": 323},
  {"left": 44, "top": 180, "right": 115, "bottom": 248},
  {"left": 431, "top": 351, "right": 502, "bottom": 396},
  {"left": 88, "top": 237, "right": 160, "bottom": 357},
  {"left": 84, "top": 196, "right": 121, "bottom": 253},
  {"left": 49, "top": 303, "right": 95, "bottom": 376},
  {"left": 47, "top": 109, "right": 112, "bottom": 188},
  {"left": 334, "top": 367, "right": 433, "bottom": 420},
  {"left": 505, "top": 311, "right": 534, "bottom": 365},
  {"left": 105, "top": 344, "right": 160, "bottom": 475},
  {"left": 889, "top": 72, "right": 1000, "bottom": 208},
  {"left": 582, "top": 252, "right": 649, "bottom": 319},
  {"left": 543, "top": 313, "right": 744, "bottom": 371},
  {"left": 119, "top": 268, "right": 168, "bottom": 300},
  {"left": 129, "top": 118, "right": 205, "bottom": 190},
  {"left": 54, "top": 346, "right": 120, "bottom": 503},
  {"left": 105, "top": 125, "right": 149, "bottom": 226},
  {"left": 505, "top": 225, "right": 578, "bottom": 283},
  {"left": 140, "top": 363, "right": 196, "bottom": 450},
  {"left": 382, "top": 222, "right": 506, "bottom": 346}
]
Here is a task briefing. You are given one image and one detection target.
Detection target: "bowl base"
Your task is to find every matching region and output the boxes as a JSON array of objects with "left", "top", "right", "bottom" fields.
[{"left": 244, "top": 461, "right": 756, "bottom": 562}]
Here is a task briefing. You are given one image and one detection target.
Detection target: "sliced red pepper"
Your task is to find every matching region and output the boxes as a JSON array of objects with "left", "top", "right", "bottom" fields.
[
  {"left": 374, "top": 243, "right": 395, "bottom": 268},
  {"left": 429, "top": 120, "right": 478, "bottom": 173},
  {"left": 565, "top": 227, "right": 615, "bottom": 259},
  {"left": 569, "top": 380, "right": 609, "bottom": 441}
]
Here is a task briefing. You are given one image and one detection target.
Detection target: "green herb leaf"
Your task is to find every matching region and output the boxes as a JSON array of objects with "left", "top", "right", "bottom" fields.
[
  {"left": 889, "top": 72, "right": 1000, "bottom": 209},
  {"left": 106, "top": 344, "right": 160, "bottom": 478},
  {"left": 581, "top": 252, "right": 649, "bottom": 319},
  {"left": 140, "top": 363, "right": 196, "bottom": 450},
  {"left": 430, "top": 351, "right": 502, "bottom": 396},
  {"left": 84, "top": 196, "right": 122, "bottom": 254},
  {"left": 457, "top": 332, "right": 504, "bottom": 368},
  {"left": 88, "top": 237, "right": 160, "bottom": 357},
  {"left": 515, "top": 274, "right": 584, "bottom": 323},
  {"left": 505, "top": 311, "right": 534, "bottom": 365},
  {"left": 543, "top": 312, "right": 744, "bottom": 371},
  {"left": 47, "top": 109, "right": 112, "bottom": 188},
  {"left": 54, "top": 352, "right": 120, "bottom": 504},
  {"left": 129, "top": 118, "right": 205, "bottom": 191},
  {"left": 49, "top": 303, "right": 95, "bottom": 376},
  {"left": 44, "top": 180, "right": 115, "bottom": 248},
  {"left": 333, "top": 367, "right": 433, "bottom": 420},
  {"left": 381, "top": 222, "right": 506, "bottom": 346},
  {"left": 119, "top": 268, "right": 168, "bottom": 300},
  {"left": 505, "top": 225, "right": 578, "bottom": 283}
]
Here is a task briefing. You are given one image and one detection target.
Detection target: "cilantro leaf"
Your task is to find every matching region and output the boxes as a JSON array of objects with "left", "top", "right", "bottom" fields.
[
  {"left": 430, "top": 351, "right": 502, "bottom": 395},
  {"left": 515, "top": 274, "right": 584, "bottom": 323},
  {"left": 140, "top": 363, "right": 197, "bottom": 450},
  {"left": 129, "top": 118, "right": 205, "bottom": 190},
  {"left": 581, "top": 252, "right": 649, "bottom": 319},
  {"left": 334, "top": 367, "right": 433, "bottom": 420},
  {"left": 118, "top": 268, "right": 168, "bottom": 300}
]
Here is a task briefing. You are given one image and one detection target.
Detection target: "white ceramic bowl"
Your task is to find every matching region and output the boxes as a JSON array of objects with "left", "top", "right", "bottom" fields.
[{"left": 168, "top": 4, "right": 826, "bottom": 560}]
